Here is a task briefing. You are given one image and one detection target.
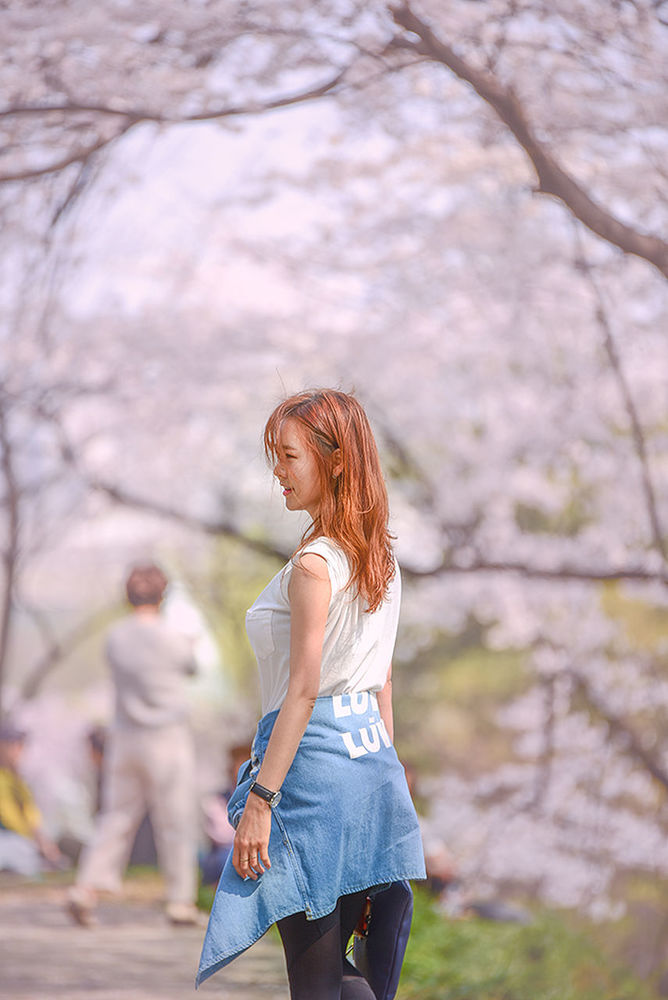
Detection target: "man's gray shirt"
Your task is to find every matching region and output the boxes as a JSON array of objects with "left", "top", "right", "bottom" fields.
[{"left": 105, "top": 614, "right": 196, "bottom": 729}]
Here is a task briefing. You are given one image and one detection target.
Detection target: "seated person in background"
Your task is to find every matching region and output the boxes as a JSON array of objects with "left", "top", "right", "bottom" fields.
[
  {"left": 0, "top": 721, "right": 65, "bottom": 876},
  {"left": 199, "top": 741, "right": 251, "bottom": 886}
]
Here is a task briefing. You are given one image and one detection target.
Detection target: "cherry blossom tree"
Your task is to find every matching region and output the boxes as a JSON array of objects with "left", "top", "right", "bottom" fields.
[{"left": 1, "top": 0, "right": 668, "bottom": 948}]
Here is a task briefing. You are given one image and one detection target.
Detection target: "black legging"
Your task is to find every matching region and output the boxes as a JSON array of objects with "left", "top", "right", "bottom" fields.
[{"left": 277, "top": 889, "right": 376, "bottom": 1000}]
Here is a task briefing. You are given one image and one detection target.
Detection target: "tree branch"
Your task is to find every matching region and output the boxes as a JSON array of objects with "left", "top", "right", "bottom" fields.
[
  {"left": 569, "top": 670, "right": 668, "bottom": 796},
  {"left": 400, "top": 555, "right": 667, "bottom": 585},
  {"left": 0, "top": 64, "right": 349, "bottom": 124},
  {"left": 574, "top": 234, "right": 668, "bottom": 567},
  {"left": 372, "top": 410, "right": 481, "bottom": 545},
  {"left": 17, "top": 603, "right": 120, "bottom": 703},
  {"left": 91, "top": 479, "right": 668, "bottom": 585},
  {"left": 0, "top": 67, "right": 349, "bottom": 183},
  {"left": 0, "top": 127, "right": 132, "bottom": 183},
  {"left": 35, "top": 404, "right": 668, "bottom": 590},
  {"left": 91, "top": 478, "right": 291, "bottom": 565},
  {"left": 389, "top": 3, "right": 668, "bottom": 280},
  {"left": 0, "top": 405, "right": 20, "bottom": 720},
  {"left": 530, "top": 674, "right": 556, "bottom": 809}
]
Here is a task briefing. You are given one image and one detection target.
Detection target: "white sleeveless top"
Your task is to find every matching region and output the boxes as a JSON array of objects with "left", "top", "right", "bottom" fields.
[{"left": 245, "top": 537, "right": 401, "bottom": 715}]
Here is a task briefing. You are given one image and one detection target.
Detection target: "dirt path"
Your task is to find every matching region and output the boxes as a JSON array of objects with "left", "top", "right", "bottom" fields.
[{"left": 0, "top": 876, "right": 289, "bottom": 1000}]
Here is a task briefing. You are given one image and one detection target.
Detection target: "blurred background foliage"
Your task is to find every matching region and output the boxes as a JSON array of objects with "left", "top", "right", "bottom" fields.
[{"left": 401, "top": 889, "right": 656, "bottom": 1000}]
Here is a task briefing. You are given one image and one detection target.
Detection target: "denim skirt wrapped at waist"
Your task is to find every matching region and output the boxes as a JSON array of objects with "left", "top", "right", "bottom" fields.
[{"left": 196, "top": 692, "right": 425, "bottom": 987}]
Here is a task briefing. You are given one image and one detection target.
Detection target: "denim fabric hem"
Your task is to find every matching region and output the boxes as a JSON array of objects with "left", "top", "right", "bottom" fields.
[
  {"left": 196, "top": 695, "right": 426, "bottom": 985},
  {"left": 195, "top": 872, "right": 425, "bottom": 988},
  {"left": 303, "top": 871, "right": 426, "bottom": 921},
  {"left": 272, "top": 808, "right": 311, "bottom": 913}
]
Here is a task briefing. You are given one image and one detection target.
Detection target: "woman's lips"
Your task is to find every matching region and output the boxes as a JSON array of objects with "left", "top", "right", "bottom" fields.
[{"left": 283, "top": 488, "right": 292, "bottom": 496}]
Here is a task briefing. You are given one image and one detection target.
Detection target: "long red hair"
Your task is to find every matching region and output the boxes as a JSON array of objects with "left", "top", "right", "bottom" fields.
[{"left": 264, "top": 389, "right": 395, "bottom": 612}]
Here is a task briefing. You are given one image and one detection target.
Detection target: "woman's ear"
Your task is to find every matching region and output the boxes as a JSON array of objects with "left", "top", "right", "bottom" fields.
[{"left": 331, "top": 448, "right": 343, "bottom": 478}]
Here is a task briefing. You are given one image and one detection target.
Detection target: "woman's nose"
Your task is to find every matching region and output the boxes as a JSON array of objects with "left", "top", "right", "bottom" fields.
[{"left": 274, "top": 460, "right": 285, "bottom": 479}]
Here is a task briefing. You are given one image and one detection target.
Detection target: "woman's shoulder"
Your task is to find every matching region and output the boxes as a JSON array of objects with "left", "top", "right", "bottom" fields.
[
  {"left": 301, "top": 535, "right": 346, "bottom": 559},
  {"left": 298, "top": 536, "right": 350, "bottom": 592}
]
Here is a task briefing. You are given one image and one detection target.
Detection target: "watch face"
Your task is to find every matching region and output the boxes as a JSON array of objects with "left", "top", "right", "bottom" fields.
[{"left": 270, "top": 790, "right": 282, "bottom": 807}]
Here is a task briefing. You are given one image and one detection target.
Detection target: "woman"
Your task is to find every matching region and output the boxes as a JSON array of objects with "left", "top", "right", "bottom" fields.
[{"left": 197, "top": 389, "right": 425, "bottom": 998}]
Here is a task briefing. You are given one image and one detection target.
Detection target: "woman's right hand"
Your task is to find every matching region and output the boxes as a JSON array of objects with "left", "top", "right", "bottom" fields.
[{"left": 232, "top": 794, "right": 272, "bottom": 880}]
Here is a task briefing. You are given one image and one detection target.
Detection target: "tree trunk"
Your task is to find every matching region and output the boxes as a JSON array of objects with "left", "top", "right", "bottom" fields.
[{"left": 0, "top": 405, "right": 20, "bottom": 721}]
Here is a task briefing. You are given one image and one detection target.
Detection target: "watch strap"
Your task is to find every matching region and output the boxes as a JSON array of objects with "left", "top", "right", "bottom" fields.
[{"left": 249, "top": 780, "right": 282, "bottom": 807}]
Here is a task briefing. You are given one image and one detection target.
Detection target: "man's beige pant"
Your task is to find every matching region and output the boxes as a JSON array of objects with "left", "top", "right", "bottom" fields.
[{"left": 76, "top": 722, "right": 197, "bottom": 905}]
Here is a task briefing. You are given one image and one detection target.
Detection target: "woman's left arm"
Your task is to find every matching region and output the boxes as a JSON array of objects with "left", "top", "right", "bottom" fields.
[
  {"left": 232, "top": 553, "right": 330, "bottom": 880},
  {"left": 376, "top": 665, "right": 394, "bottom": 744}
]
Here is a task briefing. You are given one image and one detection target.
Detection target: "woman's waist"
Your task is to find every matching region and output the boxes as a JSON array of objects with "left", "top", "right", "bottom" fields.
[
  {"left": 252, "top": 690, "right": 388, "bottom": 762},
  {"left": 261, "top": 672, "right": 384, "bottom": 715},
  {"left": 228, "top": 692, "right": 402, "bottom": 832}
]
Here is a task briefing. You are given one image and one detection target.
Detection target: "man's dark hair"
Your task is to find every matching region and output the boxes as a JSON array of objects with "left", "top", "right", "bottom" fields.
[{"left": 125, "top": 564, "right": 168, "bottom": 607}]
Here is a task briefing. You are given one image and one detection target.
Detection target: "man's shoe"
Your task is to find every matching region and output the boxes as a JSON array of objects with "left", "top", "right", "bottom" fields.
[
  {"left": 66, "top": 888, "right": 98, "bottom": 927},
  {"left": 165, "top": 902, "right": 204, "bottom": 926}
]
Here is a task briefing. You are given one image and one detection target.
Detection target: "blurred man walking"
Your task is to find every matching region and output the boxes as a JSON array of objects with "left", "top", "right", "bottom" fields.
[{"left": 67, "top": 564, "right": 200, "bottom": 926}]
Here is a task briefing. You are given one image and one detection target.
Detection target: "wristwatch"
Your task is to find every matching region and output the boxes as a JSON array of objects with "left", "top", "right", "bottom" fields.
[{"left": 249, "top": 780, "right": 282, "bottom": 808}]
